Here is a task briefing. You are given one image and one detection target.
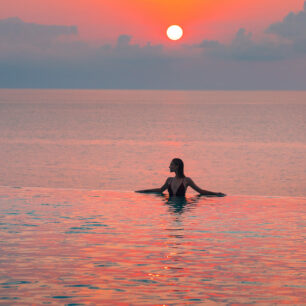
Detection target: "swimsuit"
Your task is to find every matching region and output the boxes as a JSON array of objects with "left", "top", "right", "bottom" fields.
[{"left": 168, "top": 178, "right": 186, "bottom": 196}]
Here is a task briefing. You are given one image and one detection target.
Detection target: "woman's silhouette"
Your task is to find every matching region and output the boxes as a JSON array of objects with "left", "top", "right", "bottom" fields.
[{"left": 136, "top": 158, "right": 225, "bottom": 197}]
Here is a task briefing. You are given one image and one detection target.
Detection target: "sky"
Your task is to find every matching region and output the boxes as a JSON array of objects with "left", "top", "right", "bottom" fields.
[{"left": 0, "top": 0, "right": 305, "bottom": 89}]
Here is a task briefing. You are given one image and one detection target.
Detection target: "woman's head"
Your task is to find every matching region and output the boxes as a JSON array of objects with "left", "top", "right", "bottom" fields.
[{"left": 169, "top": 158, "right": 185, "bottom": 178}]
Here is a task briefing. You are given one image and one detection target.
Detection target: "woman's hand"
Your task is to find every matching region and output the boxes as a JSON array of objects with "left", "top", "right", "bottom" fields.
[
  {"left": 216, "top": 192, "right": 226, "bottom": 197},
  {"left": 199, "top": 191, "right": 226, "bottom": 197}
]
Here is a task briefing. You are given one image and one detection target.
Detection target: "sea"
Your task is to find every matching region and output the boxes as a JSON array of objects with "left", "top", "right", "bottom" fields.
[
  {"left": 0, "top": 89, "right": 305, "bottom": 304},
  {"left": 0, "top": 89, "right": 305, "bottom": 196}
]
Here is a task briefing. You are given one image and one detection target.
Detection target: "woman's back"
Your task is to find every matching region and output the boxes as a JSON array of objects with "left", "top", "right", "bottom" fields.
[{"left": 168, "top": 178, "right": 186, "bottom": 196}]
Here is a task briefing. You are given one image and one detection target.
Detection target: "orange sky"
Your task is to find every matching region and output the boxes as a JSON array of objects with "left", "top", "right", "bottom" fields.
[{"left": 0, "top": 0, "right": 304, "bottom": 43}]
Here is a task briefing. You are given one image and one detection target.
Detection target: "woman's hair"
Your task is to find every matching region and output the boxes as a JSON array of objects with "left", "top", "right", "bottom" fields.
[{"left": 172, "top": 158, "right": 185, "bottom": 178}]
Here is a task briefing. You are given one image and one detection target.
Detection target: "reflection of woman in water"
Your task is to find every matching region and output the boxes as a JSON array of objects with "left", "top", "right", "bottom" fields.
[{"left": 136, "top": 158, "right": 225, "bottom": 197}]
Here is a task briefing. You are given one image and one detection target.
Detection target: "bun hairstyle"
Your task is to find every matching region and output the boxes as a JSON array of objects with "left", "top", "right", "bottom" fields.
[{"left": 172, "top": 158, "right": 185, "bottom": 178}]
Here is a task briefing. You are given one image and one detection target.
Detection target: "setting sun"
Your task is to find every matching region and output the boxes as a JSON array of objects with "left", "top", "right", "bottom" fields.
[{"left": 166, "top": 25, "right": 183, "bottom": 41}]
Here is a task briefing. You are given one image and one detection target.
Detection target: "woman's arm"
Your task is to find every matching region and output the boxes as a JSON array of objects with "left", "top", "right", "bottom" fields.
[
  {"left": 135, "top": 178, "right": 171, "bottom": 194},
  {"left": 186, "top": 178, "right": 226, "bottom": 197}
]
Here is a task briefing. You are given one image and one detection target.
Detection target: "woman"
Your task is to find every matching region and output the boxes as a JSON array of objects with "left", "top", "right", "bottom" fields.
[{"left": 136, "top": 158, "right": 225, "bottom": 197}]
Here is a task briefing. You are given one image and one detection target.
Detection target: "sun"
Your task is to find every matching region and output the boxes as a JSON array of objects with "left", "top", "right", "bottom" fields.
[{"left": 166, "top": 25, "right": 183, "bottom": 41}]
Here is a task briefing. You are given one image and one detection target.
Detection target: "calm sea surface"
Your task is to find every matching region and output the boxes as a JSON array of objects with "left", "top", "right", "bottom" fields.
[
  {"left": 0, "top": 187, "right": 305, "bottom": 304},
  {"left": 0, "top": 89, "right": 305, "bottom": 304},
  {"left": 0, "top": 89, "right": 305, "bottom": 196}
]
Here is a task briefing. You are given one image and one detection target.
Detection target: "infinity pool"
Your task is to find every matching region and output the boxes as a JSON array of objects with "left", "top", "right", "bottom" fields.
[{"left": 0, "top": 186, "right": 305, "bottom": 305}]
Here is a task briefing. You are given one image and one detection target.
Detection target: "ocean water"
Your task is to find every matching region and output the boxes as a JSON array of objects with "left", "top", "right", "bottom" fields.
[
  {"left": 0, "top": 187, "right": 305, "bottom": 304},
  {"left": 0, "top": 89, "right": 305, "bottom": 304},
  {"left": 0, "top": 89, "right": 305, "bottom": 196}
]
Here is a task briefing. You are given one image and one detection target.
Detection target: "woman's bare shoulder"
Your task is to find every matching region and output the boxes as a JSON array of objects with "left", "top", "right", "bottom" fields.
[
  {"left": 162, "top": 177, "right": 172, "bottom": 187},
  {"left": 163, "top": 177, "right": 172, "bottom": 184}
]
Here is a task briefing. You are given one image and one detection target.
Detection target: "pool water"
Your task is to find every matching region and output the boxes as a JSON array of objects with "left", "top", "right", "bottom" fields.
[{"left": 0, "top": 186, "right": 305, "bottom": 305}]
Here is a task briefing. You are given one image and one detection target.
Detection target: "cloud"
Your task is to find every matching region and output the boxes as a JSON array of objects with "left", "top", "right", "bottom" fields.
[
  {"left": 197, "top": 1, "right": 306, "bottom": 61},
  {"left": 0, "top": 13, "right": 305, "bottom": 90},
  {"left": 198, "top": 28, "right": 288, "bottom": 61},
  {"left": 0, "top": 18, "right": 165, "bottom": 60},
  {"left": 0, "top": 18, "right": 173, "bottom": 89},
  {"left": 266, "top": 2, "right": 306, "bottom": 39},
  {"left": 0, "top": 17, "right": 78, "bottom": 46},
  {"left": 266, "top": 1, "right": 306, "bottom": 53},
  {"left": 105, "top": 34, "right": 164, "bottom": 59},
  {"left": 117, "top": 34, "right": 132, "bottom": 47},
  {"left": 0, "top": 17, "right": 81, "bottom": 59}
]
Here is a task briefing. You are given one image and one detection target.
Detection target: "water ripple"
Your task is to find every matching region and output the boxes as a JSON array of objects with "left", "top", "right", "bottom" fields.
[{"left": 0, "top": 187, "right": 305, "bottom": 305}]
